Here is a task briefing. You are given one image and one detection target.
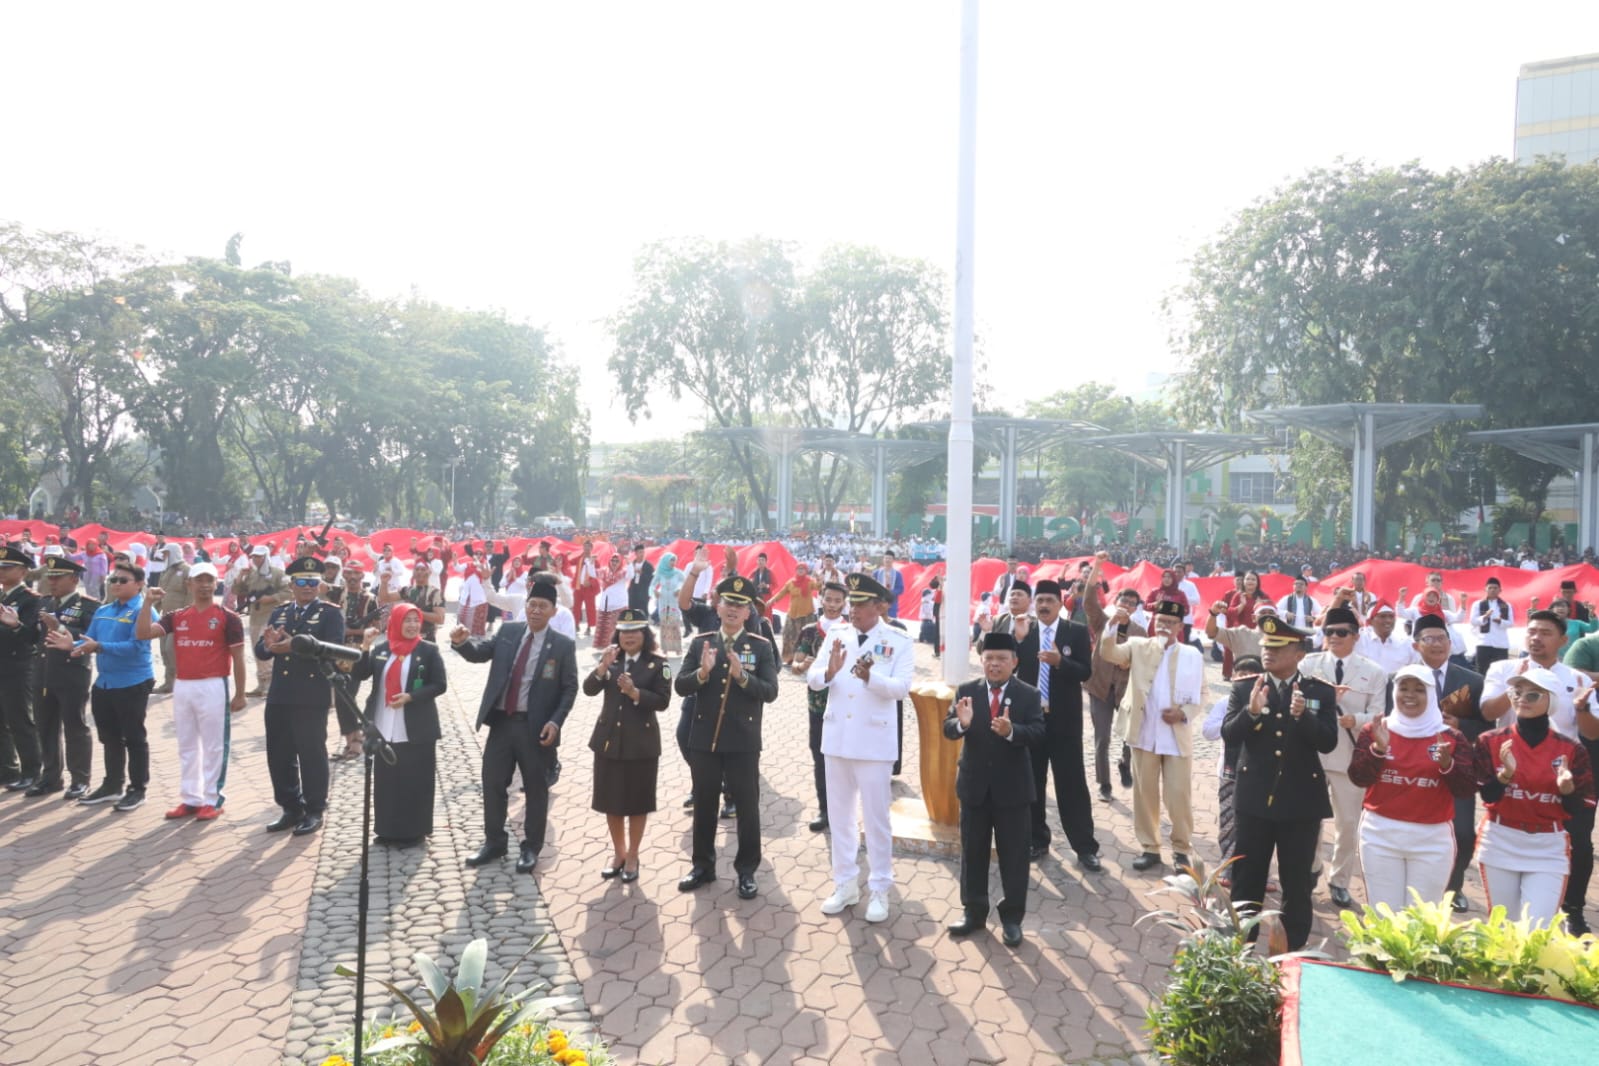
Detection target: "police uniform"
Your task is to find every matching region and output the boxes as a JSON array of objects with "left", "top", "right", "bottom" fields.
[
  {"left": 0, "top": 544, "right": 44, "bottom": 789},
  {"left": 674, "top": 575, "right": 780, "bottom": 898},
  {"left": 253, "top": 557, "right": 345, "bottom": 833},
  {"left": 1222, "top": 616, "right": 1340, "bottom": 951},
  {"left": 235, "top": 550, "right": 289, "bottom": 693},
  {"left": 33, "top": 558, "right": 99, "bottom": 796}
]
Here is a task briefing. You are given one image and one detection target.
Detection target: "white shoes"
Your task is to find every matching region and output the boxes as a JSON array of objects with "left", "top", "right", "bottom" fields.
[
  {"left": 865, "top": 891, "right": 890, "bottom": 923},
  {"left": 820, "top": 884, "right": 860, "bottom": 914}
]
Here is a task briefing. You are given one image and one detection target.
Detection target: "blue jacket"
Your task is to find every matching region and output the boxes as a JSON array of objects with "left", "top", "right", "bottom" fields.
[{"left": 86, "top": 595, "right": 156, "bottom": 689}]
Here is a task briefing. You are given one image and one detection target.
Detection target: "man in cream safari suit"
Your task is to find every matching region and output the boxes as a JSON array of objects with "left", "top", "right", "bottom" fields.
[
  {"left": 1100, "top": 598, "right": 1204, "bottom": 872},
  {"left": 1299, "top": 604, "right": 1387, "bottom": 909}
]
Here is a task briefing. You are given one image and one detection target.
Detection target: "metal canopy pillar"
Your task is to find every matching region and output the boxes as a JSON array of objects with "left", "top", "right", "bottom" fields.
[
  {"left": 1466, "top": 422, "right": 1599, "bottom": 553},
  {"left": 700, "top": 427, "right": 852, "bottom": 532},
  {"left": 803, "top": 437, "right": 946, "bottom": 536},
  {"left": 1080, "top": 431, "right": 1274, "bottom": 557},
  {"left": 1246, "top": 404, "right": 1485, "bottom": 550},
  {"left": 908, "top": 416, "right": 1104, "bottom": 551}
]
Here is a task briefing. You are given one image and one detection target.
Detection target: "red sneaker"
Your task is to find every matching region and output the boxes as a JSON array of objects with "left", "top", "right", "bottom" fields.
[
  {"left": 165, "top": 803, "right": 196, "bottom": 819},
  {"left": 194, "top": 805, "right": 221, "bottom": 821}
]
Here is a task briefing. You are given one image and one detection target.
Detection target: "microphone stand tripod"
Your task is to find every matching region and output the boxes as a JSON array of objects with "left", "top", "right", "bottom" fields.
[{"left": 317, "top": 659, "right": 396, "bottom": 1066}]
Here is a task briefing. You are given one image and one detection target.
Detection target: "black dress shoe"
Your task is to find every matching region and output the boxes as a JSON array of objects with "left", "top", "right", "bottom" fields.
[
  {"left": 1329, "top": 884, "right": 1354, "bottom": 909},
  {"left": 1001, "top": 921, "right": 1024, "bottom": 947},
  {"left": 601, "top": 857, "right": 625, "bottom": 879},
  {"left": 515, "top": 843, "right": 537, "bottom": 873},
  {"left": 1565, "top": 910, "right": 1591, "bottom": 936},
  {"left": 947, "top": 913, "right": 985, "bottom": 937},
  {"left": 620, "top": 862, "right": 640, "bottom": 884},
  {"left": 1173, "top": 853, "right": 1191, "bottom": 871},
  {"left": 1098, "top": 785, "right": 1114, "bottom": 802},
  {"left": 1451, "top": 895, "right": 1470, "bottom": 914},
  {"left": 682, "top": 794, "right": 695, "bottom": 809},
  {"left": 1079, "top": 852, "right": 1104, "bottom": 873},
  {"left": 466, "top": 842, "right": 508, "bottom": 867},
  {"left": 719, "top": 800, "right": 738, "bottom": 819},
  {"left": 292, "top": 814, "right": 323, "bottom": 836},
  {"left": 63, "top": 783, "right": 89, "bottom": 801},
  {"left": 808, "top": 816, "right": 829, "bottom": 832},
  {"left": 266, "top": 812, "right": 302, "bottom": 833},
  {"left": 1118, "top": 762, "right": 1133, "bottom": 788},
  {"left": 737, "top": 873, "right": 758, "bottom": 899},
  {"left": 1028, "top": 843, "right": 1049, "bottom": 861},
  {"left": 25, "top": 781, "right": 61, "bottom": 797},
  {"left": 1131, "top": 852, "right": 1163, "bottom": 871},
  {"left": 5, "top": 777, "right": 37, "bottom": 792},
  {"left": 677, "top": 866, "right": 716, "bottom": 892}
]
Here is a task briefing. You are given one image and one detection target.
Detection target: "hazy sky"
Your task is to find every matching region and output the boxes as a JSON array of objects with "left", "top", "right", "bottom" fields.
[{"left": 4, "top": 2, "right": 1590, "bottom": 443}]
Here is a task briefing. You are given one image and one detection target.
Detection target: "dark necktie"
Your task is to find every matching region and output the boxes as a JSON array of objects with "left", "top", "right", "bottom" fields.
[
  {"left": 858, "top": 632, "right": 869, "bottom": 647},
  {"left": 1335, "top": 659, "right": 1344, "bottom": 686},
  {"left": 503, "top": 633, "right": 535, "bottom": 715},
  {"left": 1435, "top": 667, "right": 1445, "bottom": 695}
]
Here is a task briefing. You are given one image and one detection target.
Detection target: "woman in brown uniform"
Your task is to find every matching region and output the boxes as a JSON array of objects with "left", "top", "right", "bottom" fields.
[{"left": 584, "top": 608, "right": 672, "bottom": 882}]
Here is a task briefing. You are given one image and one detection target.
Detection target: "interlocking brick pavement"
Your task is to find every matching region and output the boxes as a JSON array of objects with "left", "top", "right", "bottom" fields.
[{"left": 4, "top": 624, "right": 1585, "bottom": 1065}]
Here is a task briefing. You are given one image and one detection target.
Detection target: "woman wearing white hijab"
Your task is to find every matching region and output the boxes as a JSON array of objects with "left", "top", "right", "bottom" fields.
[{"left": 1347, "top": 664, "right": 1477, "bottom": 910}]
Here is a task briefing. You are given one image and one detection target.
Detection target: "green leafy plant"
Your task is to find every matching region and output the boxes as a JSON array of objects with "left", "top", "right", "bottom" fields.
[
  {"left": 332, "top": 937, "right": 562, "bottom": 1065},
  {"left": 1141, "top": 856, "right": 1285, "bottom": 1066},
  {"left": 1341, "top": 891, "right": 1599, "bottom": 1005}
]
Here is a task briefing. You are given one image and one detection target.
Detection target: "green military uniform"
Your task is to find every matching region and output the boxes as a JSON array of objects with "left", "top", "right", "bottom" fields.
[
  {"left": 234, "top": 554, "right": 288, "bottom": 692},
  {"left": 153, "top": 560, "right": 193, "bottom": 692}
]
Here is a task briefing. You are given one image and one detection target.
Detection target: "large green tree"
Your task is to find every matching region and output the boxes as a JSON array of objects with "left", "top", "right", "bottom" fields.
[{"left": 1171, "top": 158, "right": 1599, "bottom": 537}]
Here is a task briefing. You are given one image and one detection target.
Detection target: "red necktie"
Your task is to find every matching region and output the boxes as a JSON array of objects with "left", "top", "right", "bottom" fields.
[
  {"left": 503, "top": 633, "right": 534, "bottom": 715},
  {"left": 990, "top": 686, "right": 1001, "bottom": 719}
]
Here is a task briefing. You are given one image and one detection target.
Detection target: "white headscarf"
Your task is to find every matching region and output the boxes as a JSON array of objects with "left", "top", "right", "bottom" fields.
[{"left": 1387, "top": 664, "right": 1445, "bottom": 739}]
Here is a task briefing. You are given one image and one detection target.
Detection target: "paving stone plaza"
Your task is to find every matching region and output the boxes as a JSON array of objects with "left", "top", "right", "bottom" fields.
[{"left": 2, "top": 619, "right": 1554, "bottom": 1065}]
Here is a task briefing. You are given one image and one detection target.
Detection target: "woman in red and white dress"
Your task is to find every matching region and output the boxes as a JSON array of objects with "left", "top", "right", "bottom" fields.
[
  {"left": 1473, "top": 666, "right": 1596, "bottom": 926},
  {"left": 1347, "top": 664, "right": 1477, "bottom": 910}
]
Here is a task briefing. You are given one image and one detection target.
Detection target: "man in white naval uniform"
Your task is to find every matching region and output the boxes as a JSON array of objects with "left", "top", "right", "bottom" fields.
[{"left": 808, "top": 574, "right": 915, "bottom": 923}]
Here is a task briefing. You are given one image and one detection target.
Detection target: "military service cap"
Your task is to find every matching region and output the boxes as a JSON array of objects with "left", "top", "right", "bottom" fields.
[
  {"left": 716, "top": 575, "right": 755, "bottom": 605},
  {"left": 285, "top": 557, "right": 325, "bottom": 578},
  {"left": 845, "top": 573, "right": 889, "bottom": 604},
  {"left": 616, "top": 608, "right": 651, "bottom": 630},
  {"left": 1258, "top": 615, "right": 1308, "bottom": 647}
]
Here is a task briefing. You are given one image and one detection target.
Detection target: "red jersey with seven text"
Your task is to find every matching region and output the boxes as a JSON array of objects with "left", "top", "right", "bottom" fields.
[
  {"left": 1476, "top": 724, "right": 1596, "bottom": 828},
  {"left": 164, "top": 605, "right": 245, "bottom": 680},
  {"left": 1349, "top": 724, "right": 1475, "bottom": 824}
]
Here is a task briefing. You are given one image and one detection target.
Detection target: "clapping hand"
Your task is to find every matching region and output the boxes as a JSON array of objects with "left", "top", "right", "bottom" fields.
[
  {"left": 699, "top": 641, "right": 718, "bottom": 678},
  {"left": 1288, "top": 682, "right": 1306, "bottom": 719},
  {"left": 617, "top": 670, "right": 638, "bottom": 700},
  {"left": 955, "top": 695, "right": 974, "bottom": 730},
  {"left": 264, "top": 625, "right": 292, "bottom": 654},
  {"left": 725, "top": 643, "right": 745, "bottom": 681},
  {"left": 1012, "top": 616, "right": 1030, "bottom": 644},
  {"left": 991, "top": 699, "right": 1013, "bottom": 738},
  {"left": 1371, "top": 714, "right": 1390, "bottom": 752},
  {"left": 1499, "top": 738, "right": 1518, "bottom": 782},
  {"left": 1556, "top": 756, "right": 1575, "bottom": 796},
  {"left": 44, "top": 627, "right": 76, "bottom": 652},
  {"left": 0, "top": 604, "right": 17, "bottom": 628},
  {"left": 598, "top": 644, "right": 620, "bottom": 672},
  {"left": 1249, "top": 674, "right": 1269, "bottom": 715}
]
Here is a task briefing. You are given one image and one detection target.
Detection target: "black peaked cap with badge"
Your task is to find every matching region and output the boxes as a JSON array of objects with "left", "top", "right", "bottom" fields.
[
  {"left": 285, "top": 557, "right": 324, "bottom": 578},
  {"left": 1257, "top": 615, "right": 1308, "bottom": 647},
  {"left": 716, "top": 575, "right": 755, "bottom": 605},
  {"left": 845, "top": 573, "right": 888, "bottom": 603}
]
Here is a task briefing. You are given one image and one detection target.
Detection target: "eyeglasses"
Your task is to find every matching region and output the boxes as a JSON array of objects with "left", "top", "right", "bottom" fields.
[
  {"left": 291, "top": 578, "right": 320, "bottom": 588},
  {"left": 106, "top": 576, "right": 134, "bottom": 585},
  {"left": 1322, "top": 627, "right": 1355, "bottom": 638},
  {"left": 1511, "top": 690, "right": 1548, "bottom": 704},
  {"left": 1417, "top": 634, "right": 1451, "bottom": 645}
]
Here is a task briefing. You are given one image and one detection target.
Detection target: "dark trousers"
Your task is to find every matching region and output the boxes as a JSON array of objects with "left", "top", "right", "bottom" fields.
[
  {"left": 0, "top": 668, "right": 40, "bottom": 779},
  {"left": 38, "top": 675, "right": 92, "bottom": 787},
  {"left": 809, "top": 712, "right": 827, "bottom": 813},
  {"left": 90, "top": 680, "right": 153, "bottom": 789},
  {"left": 959, "top": 799, "right": 1031, "bottom": 922},
  {"left": 677, "top": 699, "right": 729, "bottom": 801},
  {"left": 482, "top": 715, "right": 555, "bottom": 850},
  {"left": 687, "top": 748, "right": 760, "bottom": 875},
  {"left": 1029, "top": 721, "right": 1099, "bottom": 856},
  {"left": 1474, "top": 646, "right": 1509, "bottom": 674},
  {"left": 1233, "top": 811, "right": 1321, "bottom": 951},
  {"left": 1564, "top": 798, "right": 1597, "bottom": 920},
  {"left": 1089, "top": 692, "right": 1117, "bottom": 791},
  {"left": 1446, "top": 791, "right": 1478, "bottom": 897},
  {"left": 264, "top": 702, "right": 330, "bottom": 816},
  {"left": 332, "top": 677, "right": 361, "bottom": 736}
]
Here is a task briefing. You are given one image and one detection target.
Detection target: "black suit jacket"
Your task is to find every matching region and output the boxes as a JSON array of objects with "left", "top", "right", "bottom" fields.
[
  {"left": 254, "top": 597, "right": 346, "bottom": 706},
  {"left": 1385, "top": 661, "right": 1488, "bottom": 741},
  {"left": 351, "top": 638, "right": 448, "bottom": 744},
  {"left": 454, "top": 623, "right": 578, "bottom": 737},
  {"left": 1018, "top": 616, "right": 1093, "bottom": 730},
  {"left": 943, "top": 677, "right": 1045, "bottom": 808},
  {"left": 628, "top": 560, "right": 654, "bottom": 613},
  {"left": 1223, "top": 672, "right": 1339, "bottom": 821}
]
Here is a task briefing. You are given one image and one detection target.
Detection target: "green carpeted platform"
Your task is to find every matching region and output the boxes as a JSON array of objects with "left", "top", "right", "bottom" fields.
[{"left": 1282, "top": 959, "right": 1599, "bottom": 1064}]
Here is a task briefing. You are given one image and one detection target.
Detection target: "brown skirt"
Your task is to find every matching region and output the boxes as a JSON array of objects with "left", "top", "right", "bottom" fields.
[{"left": 591, "top": 756, "right": 659, "bottom": 816}]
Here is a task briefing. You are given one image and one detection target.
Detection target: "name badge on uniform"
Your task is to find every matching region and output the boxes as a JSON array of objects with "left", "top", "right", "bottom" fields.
[{"left": 541, "top": 658, "right": 557, "bottom": 680}]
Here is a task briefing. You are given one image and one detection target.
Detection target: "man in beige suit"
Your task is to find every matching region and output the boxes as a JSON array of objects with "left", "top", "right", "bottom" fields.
[
  {"left": 1101, "top": 597, "right": 1205, "bottom": 872},
  {"left": 1299, "top": 605, "right": 1387, "bottom": 909}
]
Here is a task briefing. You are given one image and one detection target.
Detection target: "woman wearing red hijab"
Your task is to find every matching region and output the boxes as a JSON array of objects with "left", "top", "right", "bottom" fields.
[{"left": 352, "top": 603, "right": 448, "bottom": 845}]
